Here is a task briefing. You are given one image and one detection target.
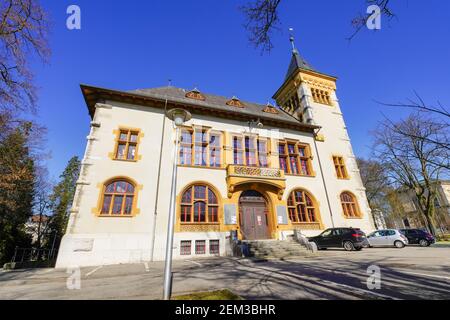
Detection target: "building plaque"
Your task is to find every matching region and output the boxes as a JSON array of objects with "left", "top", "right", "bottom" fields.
[{"left": 224, "top": 204, "right": 237, "bottom": 225}]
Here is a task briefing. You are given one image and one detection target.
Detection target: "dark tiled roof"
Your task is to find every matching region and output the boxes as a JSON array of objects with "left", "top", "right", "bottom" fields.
[
  {"left": 80, "top": 84, "right": 320, "bottom": 131},
  {"left": 129, "top": 86, "right": 306, "bottom": 127},
  {"left": 285, "top": 49, "right": 315, "bottom": 80}
]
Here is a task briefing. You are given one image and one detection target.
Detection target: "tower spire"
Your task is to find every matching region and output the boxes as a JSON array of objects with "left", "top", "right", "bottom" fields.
[
  {"left": 284, "top": 27, "right": 315, "bottom": 80},
  {"left": 288, "top": 27, "right": 297, "bottom": 53}
]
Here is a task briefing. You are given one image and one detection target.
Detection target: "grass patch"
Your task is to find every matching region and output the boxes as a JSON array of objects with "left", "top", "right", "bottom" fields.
[
  {"left": 173, "top": 289, "right": 243, "bottom": 300},
  {"left": 436, "top": 234, "right": 450, "bottom": 242}
]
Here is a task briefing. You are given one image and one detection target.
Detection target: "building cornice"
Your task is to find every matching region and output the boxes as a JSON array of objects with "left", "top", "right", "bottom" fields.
[{"left": 80, "top": 84, "right": 321, "bottom": 133}]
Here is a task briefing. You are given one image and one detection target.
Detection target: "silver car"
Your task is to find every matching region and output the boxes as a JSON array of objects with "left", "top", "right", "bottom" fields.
[{"left": 367, "top": 229, "right": 409, "bottom": 248}]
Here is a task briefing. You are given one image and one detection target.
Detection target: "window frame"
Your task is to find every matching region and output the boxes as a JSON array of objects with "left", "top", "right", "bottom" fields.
[
  {"left": 113, "top": 128, "right": 141, "bottom": 162},
  {"left": 282, "top": 94, "right": 302, "bottom": 119},
  {"left": 287, "top": 189, "right": 320, "bottom": 224},
  {"left": 278, "top": 140, "right": 314, "bottom": 176},
  {"left": 180, "top": 184, "right": 220, "bottom": 225},
  {"left": 195, "top": 240, "right": 206, "bottom": 255},
  {"left": 209, "top": 240, "right": 220, "bottom": 255},
  {"left": 180, "top": 241, "right": 192, "bottom": 256},
  {"left": 231, "top": 134, "right": 270, "bottom": 168},
  {"left": 340, "top": 191, "right": 362, "bottom": 219},
  {"left": 179, "top": 127, "right": 223, "bottom": 168},
  {"left": 311, "top": 87, "right": 333, "bottom": 106},
  {"left": 333, "top": 155, "right": 349, "bottom": 179},
  {"left": 98, "top": 178, "right": 138, "bottom": 217},
  {"left": 257, "top": 138, "right": 269, "bottom": 168},
  {"left": 232, "top": 135, "right": 245, "bottom": 165}
]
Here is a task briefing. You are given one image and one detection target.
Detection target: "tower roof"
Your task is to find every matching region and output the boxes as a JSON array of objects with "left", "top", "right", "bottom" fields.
[{"left": 285, "top": 48, "right": 315, "bottom": 80}]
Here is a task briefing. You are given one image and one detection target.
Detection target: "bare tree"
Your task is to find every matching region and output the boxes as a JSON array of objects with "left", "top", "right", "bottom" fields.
[
  {"left": 378, "top": 92, "right": 450, "bottom": 152},
  {"left": 32, "top": 166, "right": 52, "bottom": 249},
  {"left": 372, "top": 112, "right": 449, "bottom": 235},
  {"left": 381, "top": 92, "right": 450, "bottom": 119},
  {"left": 357, "top": 158, "right": 391, "bottom": 207},
  {"left": 357, "top": 157, "right": 394, "bottom": 229},
  {"left": 240, "top": 0, "right": 395, "bottom": 52},
  {"left": 0, "top": 0, "right": 50, "bottom": 113},
  {"left": 241, "top": 0, "right": 282, "bottom": 52}
]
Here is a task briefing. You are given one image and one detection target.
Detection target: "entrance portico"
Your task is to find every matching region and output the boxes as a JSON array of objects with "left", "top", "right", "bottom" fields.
[{"left": 226, "top": 165, "right": 287, "bottom": 240}]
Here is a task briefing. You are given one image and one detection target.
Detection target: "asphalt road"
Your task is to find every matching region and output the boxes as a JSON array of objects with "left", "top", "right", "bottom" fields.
[{"left": 0, "top": 246, "right": 449, "bottom": 300}]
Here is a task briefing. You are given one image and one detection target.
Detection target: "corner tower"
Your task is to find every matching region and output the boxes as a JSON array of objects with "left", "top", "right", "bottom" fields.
[
  {"left": 272, "top": 36, "right": 337, "bottom": 127},
  {"left": 273, "top": 35, "right": 375, "bottom": 232}
]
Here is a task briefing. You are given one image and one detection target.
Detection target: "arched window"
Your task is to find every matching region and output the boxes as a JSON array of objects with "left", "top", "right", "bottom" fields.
[
  {"left": 287, "top": 189, "right": 318, "bottom": 223},
  {"left": 180, "top": 185, "right": 219, "bottom": 223},
  {"left": 101, "top": 180, "right": 135, "bottom": 216},
  {"left": 341, "top": 192, "right": 361, "bottom": 218}
]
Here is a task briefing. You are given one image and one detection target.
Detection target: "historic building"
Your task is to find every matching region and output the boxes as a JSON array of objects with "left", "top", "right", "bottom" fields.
[
  {"left": 388, "top": 181, "right": 450, "bottom": 233},
  {"left": 56, "top": 44, "right": 375, "bottom": 268}
]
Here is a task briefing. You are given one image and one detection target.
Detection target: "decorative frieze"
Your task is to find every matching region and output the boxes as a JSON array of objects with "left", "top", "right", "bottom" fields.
[
  {"left": 300, "top": 74, "right": 336, "bottom": 91},
  {"left": 180, "top": 224, "right": 220, "bottom": 232},
  {"left": 233, "top": 166, "right": 283, "bottom": 178},
  {"left": 293, "top": 222, "right": 322, "bottom": 230}
]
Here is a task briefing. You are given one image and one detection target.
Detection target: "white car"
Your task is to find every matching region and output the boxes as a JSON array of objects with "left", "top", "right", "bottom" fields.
[{"left": 367, "top": 229, "right": 409, "bottom": 248}]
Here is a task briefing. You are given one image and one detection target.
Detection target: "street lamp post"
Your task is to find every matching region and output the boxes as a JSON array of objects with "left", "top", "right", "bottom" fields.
[{"left": 163, "top": 108, "right": 192, "bottom": 300}]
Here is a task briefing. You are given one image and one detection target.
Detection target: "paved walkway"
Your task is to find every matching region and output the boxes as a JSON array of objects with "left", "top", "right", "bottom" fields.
[{"left": 0, "top": 246, "right": 449, "bottom": 300}]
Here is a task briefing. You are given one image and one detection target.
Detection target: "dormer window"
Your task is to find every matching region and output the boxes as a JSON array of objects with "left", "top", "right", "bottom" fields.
[
  {"left": 263, "top": 103, "right": 279, "bottom": 114},
  {"left": 185, "top": 88, "right": 206, "bottom": 101},
  {"left": 226, "top": 96, "right": 244, "bottom": 108}
]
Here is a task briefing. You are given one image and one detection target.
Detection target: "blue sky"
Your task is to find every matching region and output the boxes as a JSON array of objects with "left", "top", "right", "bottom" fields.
[{"left": 33, "top": 0, "right": 450, "bottom": 180}]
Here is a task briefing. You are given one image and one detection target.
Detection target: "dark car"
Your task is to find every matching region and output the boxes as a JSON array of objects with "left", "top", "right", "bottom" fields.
[
  {"left": 399, "top": 229, "right": 435, "bottom": 247},
  {"left": 308, "top": 228, "right": 368, "bottom": 251}
]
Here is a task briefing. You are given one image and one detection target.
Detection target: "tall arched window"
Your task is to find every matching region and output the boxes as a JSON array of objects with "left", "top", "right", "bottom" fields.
[
  {"left": 287, "top": 189, "right": 318, "bottom": 223},
  {"left": 180, "top": 185, "right": 219, "bottom": 223},
  {"left": 341, "top": 192, "right": 361, "bottom": 218},
  {"left": 101, "top": 180, "right": 135, "bottom": 216}
]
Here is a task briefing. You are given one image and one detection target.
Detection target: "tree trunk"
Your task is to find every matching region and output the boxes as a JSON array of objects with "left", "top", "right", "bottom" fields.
[
  {"left": 371, "top": 211, "right": 379, "bottom": 229},
  {"left": 36, "top": 213, "right": 42, "bottom": 249},
  {"left": 423, "top": 214, "right": 436, "bottom": 236}
]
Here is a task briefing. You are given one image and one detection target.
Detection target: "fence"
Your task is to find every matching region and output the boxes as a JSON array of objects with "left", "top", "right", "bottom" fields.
[{"left": 11, "top": 247, "right": 58, "bottom": 263}]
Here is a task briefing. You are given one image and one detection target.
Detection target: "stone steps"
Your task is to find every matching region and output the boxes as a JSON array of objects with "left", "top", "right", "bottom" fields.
[{"left": 244, "top": 239, "right": 315, "bottom": 260}]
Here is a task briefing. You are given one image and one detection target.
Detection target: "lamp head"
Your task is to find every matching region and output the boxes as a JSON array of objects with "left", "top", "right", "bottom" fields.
[{"left": 166, "top": 108, "right": 192, "bottom": 126}]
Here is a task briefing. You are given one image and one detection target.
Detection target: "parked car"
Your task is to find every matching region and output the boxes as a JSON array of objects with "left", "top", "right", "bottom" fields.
[
  {"left": 366, "top": 229, "right": 408, "bottom": 248},
  {"left": 308, "top": 228, "right": 367, "bottom": 251},
  {"left": 399, "top": 229, "right": 436, "bottom": 247}
]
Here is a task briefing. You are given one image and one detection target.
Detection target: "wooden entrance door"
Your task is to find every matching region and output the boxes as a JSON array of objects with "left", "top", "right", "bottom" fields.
[{"left": 240, "top": 192, "right": 270, "bottom": 240}]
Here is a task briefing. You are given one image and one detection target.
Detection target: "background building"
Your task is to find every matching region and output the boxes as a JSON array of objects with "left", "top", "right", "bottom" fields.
[
  {"left": 387, "top": 180, "right": 450, "bottom": 233},
  {"left": 25, "top": 215, "right": 50, "bottom": 244}
]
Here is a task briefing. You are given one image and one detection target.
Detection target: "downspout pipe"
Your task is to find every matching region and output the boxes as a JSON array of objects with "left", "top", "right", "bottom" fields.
[{"left": 313, "top": 128, "right": 335, "bottom": 228}]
